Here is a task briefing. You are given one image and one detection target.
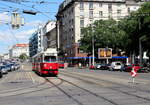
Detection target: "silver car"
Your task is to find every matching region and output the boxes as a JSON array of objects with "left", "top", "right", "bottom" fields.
[{"left": 0, "top": 65, "right": 8, "bottom": 74}]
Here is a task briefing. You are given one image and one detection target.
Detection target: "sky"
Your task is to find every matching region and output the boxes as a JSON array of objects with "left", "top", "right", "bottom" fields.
[{"left": 0, "top": 0, "right": 64, "bottom": 54}]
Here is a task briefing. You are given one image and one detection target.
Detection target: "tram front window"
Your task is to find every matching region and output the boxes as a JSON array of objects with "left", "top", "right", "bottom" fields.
[{"left": 44, "top": 56, "right": 56, "bottom": 62}]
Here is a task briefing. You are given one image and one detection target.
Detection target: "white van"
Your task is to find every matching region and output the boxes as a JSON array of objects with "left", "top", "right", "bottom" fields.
[{"left": 110, "top": 62, "right": 122, "bottom": 71}]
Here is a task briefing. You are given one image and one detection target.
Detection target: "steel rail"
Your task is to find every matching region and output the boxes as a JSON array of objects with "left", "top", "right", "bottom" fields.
[{"left": 61, "top": 71, "right": 150, "bottom": 102}]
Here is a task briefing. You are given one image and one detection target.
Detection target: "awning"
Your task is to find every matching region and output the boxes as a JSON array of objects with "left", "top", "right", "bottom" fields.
[
  {"left": 67, "top": 57, "right": 96, "bottom": 59},
  {"left": 112, "top": 56, "right": 128, "bottom": 59}
]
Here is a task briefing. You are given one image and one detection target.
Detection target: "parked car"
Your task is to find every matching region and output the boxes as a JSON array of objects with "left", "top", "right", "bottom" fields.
[
  {"left": 6, "top": 64, "right": 12, "bottom": 72},
  {"left": 110, "top": 62, "right": 122, "bottom": 71},
  {"left": 124, "top": 64, "right": 142, "bottom": 72},
  {"left": 132, "top": 64, "right": 141, "bottom": 72},
  {"left": 89, "top": 65, "right": 95, "bottom": 69},
  {"left": 138, "top": 67, "right": 149, "bottom": 73},
  {"left": 124, "top": 64, "right": 133, "bottom": 72},
  {"left": 58, "top": 62, "right": 65, "bottom": 69},
  {"left": 14, "top": 63, "right": 20, "bottom": 70},
  {"left": 95, "top": 64, "right": 102, "bottom": 69},
  {"left": 0, "top": 65, "right": 8, "bottom": 74},
  {"left": 0, "top": 69, "right": 3, "bottom": 78},
  {"left": 95, "top": 63, "right": 110, "bottom": 70},
  {"left": 10, "top": 63, "right": 15, "bottom": 71},
  {"left": 100, "top": 64, "right": 111, "bottom": 70}
]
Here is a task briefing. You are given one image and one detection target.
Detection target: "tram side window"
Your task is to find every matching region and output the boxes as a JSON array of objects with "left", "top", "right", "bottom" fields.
[{"left": 44, "top": 56, "right": 56, "bottom": 62}]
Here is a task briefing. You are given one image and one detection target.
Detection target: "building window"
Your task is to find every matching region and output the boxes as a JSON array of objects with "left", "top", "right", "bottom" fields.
[
  {"left": 117, "top": 9, "right": 121, "bottom": 19},
  {"left": 80, "top": 19, "right": 84, "bottom": 28},
  {"left": 128, "top": 7, "right": 130, "bottom": 13},
  {"left": 89, "top": 2, "right": 93, "bottom": 9},
  {"left": 80, "top": 10, "right": 84, "bottom": 18},
  {"left": 99, "top": 3, "right": 102, "bottom": 7},
  {"left": 89, "top": 19, "right": 93, "bottom": 24},
  {"left": 117, "top": 3, "right": 121, "bottom": 7},
  {"left": 99, "top": 11, "right": 103, "bottom": 18},
  {"left": 108, "top": 4, "right": 112, "bottom": 11},
  {"left": 80, "top": 2, "right": 84, "bottom": 10},
  {"left": 108, "top": 11, "right": 112, "bottom": 19},
  {"left": 89, "top": 11, "right": 93, "bottom": 19}
]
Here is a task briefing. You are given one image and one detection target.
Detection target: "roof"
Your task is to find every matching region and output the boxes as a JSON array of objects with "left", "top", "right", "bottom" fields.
[{"left": 14, "top": 44, "right": 29, "bottom": 47}]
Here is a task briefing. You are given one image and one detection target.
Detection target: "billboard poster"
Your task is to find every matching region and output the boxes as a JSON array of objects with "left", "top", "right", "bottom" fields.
[{"left": 98, "top": 48, "right": 112, "bottom": 59}]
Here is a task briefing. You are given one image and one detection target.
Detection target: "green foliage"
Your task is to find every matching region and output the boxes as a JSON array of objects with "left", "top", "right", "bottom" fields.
[
  {"left": 80, "top": 19, "right": 126, "bottom": 56},
  {"left": 19, "top": 53, "right": 28, "bottom": 60}
]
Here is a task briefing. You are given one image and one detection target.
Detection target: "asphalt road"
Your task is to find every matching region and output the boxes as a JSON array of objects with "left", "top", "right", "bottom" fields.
[{"left": 0, "top": 63, "right": 150, "bottom": 105}]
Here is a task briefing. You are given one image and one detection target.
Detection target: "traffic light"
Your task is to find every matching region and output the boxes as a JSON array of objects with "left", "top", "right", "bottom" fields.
[{"left": 11, "top": 12, "right": 24, "bottom": 29}]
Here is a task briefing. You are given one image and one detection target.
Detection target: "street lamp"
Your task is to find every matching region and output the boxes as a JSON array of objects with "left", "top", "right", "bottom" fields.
[
  {"left": 91, "top": 24, "right": 95, "bottom": 66},
  {"left": 138, "top": 17, "right": 142, "bottom": 66},
  {"left": 139, "top": 37, "right": 142, "bottom": 66}
]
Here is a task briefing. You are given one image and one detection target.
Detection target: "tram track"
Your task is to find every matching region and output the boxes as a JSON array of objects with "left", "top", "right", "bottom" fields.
[
  {"left": 0, "top": 78, "right": 63, "bottom": 98},
  {"left": 60, "top": 71, "right": 150, "bottom": 103},
  {"left": 44, "top": 77, "right": 119, "bottom": 105},
  {"left": 0, "top": 80, "right": 47, "bottom": 94}
]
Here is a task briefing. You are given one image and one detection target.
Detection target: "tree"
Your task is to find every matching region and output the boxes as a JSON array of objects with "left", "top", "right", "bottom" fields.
[
  {"left": 137, "top": 2, "right": 150, "bottom": 60},
  {"left": 80, "top": 19, "right": 126, "bottom": 56},
  {"left": 19, "top": 53, "right": 28, "bottom": 61}
]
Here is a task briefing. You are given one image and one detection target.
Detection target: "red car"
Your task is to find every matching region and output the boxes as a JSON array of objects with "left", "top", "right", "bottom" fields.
[
  {"left": 89, "top": 65, "right": 95, "bottom": 69},
  {"left": 59, "top": 63, "right": 65, "bottom": 68},
  {"left": 124, "top": 64, "right": 133, "bottom": 72},
  {"left": 124, "top": 64, "right": 141, "bottom": 72},
  {"left": 132, "top": 64, "right": 141, "bottom": 72}
]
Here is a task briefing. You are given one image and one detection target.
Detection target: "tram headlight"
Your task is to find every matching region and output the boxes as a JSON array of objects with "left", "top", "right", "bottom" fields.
[
  {"left": 50, "top": 66, "right": 52, "bottom": 69},
  {"left": 44, "top": 64, "right": 47, "bottom": 67}
]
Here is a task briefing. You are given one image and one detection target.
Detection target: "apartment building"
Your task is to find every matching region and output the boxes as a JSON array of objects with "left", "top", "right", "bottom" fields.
[
  {"left": 2, "top": 53, "right": 10, "bottom": 60},
  {"left": 9, "top": 44, "right": 29, "bottom": 58},
  {"left": 56, "top": 0, "right": 141, "bottom": 59},
  {"left": 43, "top": 21, "right": 57, "bottom": 50},
  {"left": 29, "top": 21, "right": 57, "bottom": 58},
  {"left": 29, "top": 29, "right": 43, "bottom": 57}
]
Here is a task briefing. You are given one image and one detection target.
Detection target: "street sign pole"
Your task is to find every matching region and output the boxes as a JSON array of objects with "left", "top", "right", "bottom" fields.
[
  {"left": 132, "top": 77, "right": 135, "bottom": 84},
  {"left": 131, "top": 66, "right": 137, "bottom": 86}
]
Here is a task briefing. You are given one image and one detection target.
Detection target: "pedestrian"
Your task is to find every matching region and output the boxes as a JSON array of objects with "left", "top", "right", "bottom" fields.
[
  {"left": 120, "top": 63, "right": 124, "bottom": 72},
  {"left": 79, "top": 63, "right": 82, "bottom": 69}
]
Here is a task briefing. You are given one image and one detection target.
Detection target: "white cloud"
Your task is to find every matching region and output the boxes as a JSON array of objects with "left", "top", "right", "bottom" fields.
[
  {"left": 0, "top": 28, "right": 36, "bottom": 45},
  {"left": 25, "top": 20, "right": 44, "bottom": 27},
  {"left": 0, "top": 12, "right": 10, "bottom": 24},
  {"left": 15, "top": 29, "right": 36, "bottom": 39}
]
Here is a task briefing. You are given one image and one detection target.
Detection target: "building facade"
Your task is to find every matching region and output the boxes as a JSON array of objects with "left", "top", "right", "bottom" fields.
[
  {"left": 9, "top": 44, "right": 29, "bottom": 58},
  {"left": 2, "top": 53, "right": 10, "bottom": 60},
  {"left": 29, "top": 21, "right": 57, "bottom": 58},
  {"left": 29, "top": 29, "right": 43, "bottom": 57},
  {"left": 56, "top": 0, "right": 142, "bottom": 59},
  {"left": 43, "top": 21, "right": 57, "bottom": 50}
]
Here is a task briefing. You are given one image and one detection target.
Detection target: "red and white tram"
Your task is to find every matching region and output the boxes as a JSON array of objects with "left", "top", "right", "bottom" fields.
[{"left": 32, "top": 50, "right": 59, "bottom": 76}]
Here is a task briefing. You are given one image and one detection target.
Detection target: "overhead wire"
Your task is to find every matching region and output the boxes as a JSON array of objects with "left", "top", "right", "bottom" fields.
[
  {"left": 7, "top": 24, "right": 19, "bottom": 44},
  {"left": 0, "top": 2, "right": 18, "bottom": 10},
  {"left": 0, "top": 0, "right": 60, "bottom": 4},
  {"left": 0, "top": 0, "right": 60, "bottom": 18},
  {"left": 18, "top": 3, "right": 54, "bottom": 19},
  {"left": 21, "top": 1, "right": 61, "bottom": 4}
]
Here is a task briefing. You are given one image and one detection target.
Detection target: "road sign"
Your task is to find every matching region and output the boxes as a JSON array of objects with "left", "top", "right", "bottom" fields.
[
  {"left": 98, "top": 48, "right": 112, "bottom": 59},
  {"left": 131, "top": 67, "right": 137, "bottom": 77}
]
